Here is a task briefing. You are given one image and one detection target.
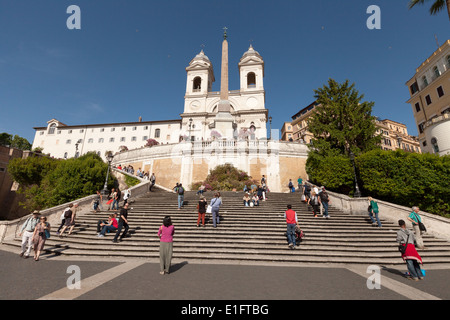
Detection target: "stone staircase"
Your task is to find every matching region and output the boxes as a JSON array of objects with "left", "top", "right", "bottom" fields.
[{"left": 4, "top": 188, "right": 450, "bottom": 265}]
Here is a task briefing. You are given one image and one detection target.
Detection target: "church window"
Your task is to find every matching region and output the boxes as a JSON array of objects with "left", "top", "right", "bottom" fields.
[
  {"left": 48, "top": 124, "right": 57, "bottom": 135},
  {"left": 247, "top": 72, "right": 256, "bottom": 88},
  {"left": 193, "top": 77, "right": 202, "bottom": 92}
]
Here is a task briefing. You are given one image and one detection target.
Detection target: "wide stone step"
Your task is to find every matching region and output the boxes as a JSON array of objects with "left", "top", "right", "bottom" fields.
[{"left": 8, "top": 190, "right": 449, "bottom": 266}]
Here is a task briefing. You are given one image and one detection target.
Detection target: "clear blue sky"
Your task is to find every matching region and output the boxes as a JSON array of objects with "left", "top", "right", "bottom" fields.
[{"left": 1, "top": 0, "right": 449, "bottom": 143}]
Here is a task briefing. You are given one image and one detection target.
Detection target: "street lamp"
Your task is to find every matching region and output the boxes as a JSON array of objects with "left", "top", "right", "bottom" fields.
[
  {"left": 102, "top": 153, "right": 114, "bottom": 196},
  {"left": 349, "top": 151, "right": 361, "bottom": 198},
  {"left": 269, "top": 116, "right": 272, "bottom": 140}
]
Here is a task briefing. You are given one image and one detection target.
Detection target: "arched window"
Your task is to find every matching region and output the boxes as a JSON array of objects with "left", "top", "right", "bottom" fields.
[
  {"left": 447, "top": 55, "right": 450, "bottom": 68},
  {"left": 155, "top": 129, "right": 161, "bottom": 138},
  {"left": 247, "top": 72, "right": 256, "bottom": 88},
  {"left": 48, "top": 123, "right": 57, "bottom": 135},
  {"left": 193, "top": 77, "right": 202, "bottom": 92},
  {"left": 63, "top": 152, "right": 68, "bottom": 159}
]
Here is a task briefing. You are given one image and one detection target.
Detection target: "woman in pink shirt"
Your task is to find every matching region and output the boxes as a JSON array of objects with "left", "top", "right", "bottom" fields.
[{"left": 158, "top": 216, "right": 175, "bottom": 275}]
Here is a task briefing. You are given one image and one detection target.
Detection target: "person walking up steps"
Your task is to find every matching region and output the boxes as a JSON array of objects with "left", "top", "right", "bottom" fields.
[
  {"left": 176, "top": 183, "right": 185, "bottom": 210},
  {"left": 197, "top": 195, "right": 207, "bottom": 227},
  {"left": 284, "top": 205, "right": 299, "bottom": 250},
  {"left": 158, "top": 216, "right": 175, "bottom": 275},
  {"left": 368, "top": 197, "right": 382, "bottom": 228},
  {"left": 408, "top": 206, "right": 426, "bottom": 249},
  {"left": 210, "top": 192, "right": 222, "bottom": 228},
  {"left": 308, "top": 192, "right": 320, "bottom": 218}
]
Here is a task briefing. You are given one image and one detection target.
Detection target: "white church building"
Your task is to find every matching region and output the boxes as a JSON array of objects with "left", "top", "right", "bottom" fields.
[{"left": 32, "top": 44, "right": 268, "bottom": 160}]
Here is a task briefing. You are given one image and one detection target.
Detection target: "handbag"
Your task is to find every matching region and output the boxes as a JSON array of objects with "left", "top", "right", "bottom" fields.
[
  {"left": 207, "top": 198, "right": 216, "bottom": 214},
  {"left": 44, "top": 223, "right": 51, "bottom": 239},
  {"left": 398, "top": 232, "right": 410, "bottom": 254},
  {"left": 413, "top": 212, "right": 427, "bottom": 232}
]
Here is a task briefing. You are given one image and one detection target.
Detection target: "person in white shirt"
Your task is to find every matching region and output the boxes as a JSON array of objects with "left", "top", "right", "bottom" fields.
[{"left": 19, "top": 210, "right": 40, "bottom": 258}]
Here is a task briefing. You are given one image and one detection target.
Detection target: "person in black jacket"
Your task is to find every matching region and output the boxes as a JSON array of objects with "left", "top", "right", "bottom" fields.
[{"left": 113, "top": 203, "right": 130, "bottom": 243}]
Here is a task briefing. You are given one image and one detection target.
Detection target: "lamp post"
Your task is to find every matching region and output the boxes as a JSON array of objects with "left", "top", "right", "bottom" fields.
[
  {"left": 349, "top": 151, "right": 361, "bottom": 198},
  {"left": 102, "top": 153, "right": 114, "bottom": 196},
  {"left": 269, "top": 116, "right": 272, "bottom": 140}
]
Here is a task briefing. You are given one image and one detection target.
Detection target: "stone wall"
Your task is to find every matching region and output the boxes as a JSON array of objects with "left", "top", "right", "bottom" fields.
[
  {"left": 110, "top": 141, "right": 309, "bottom": 192},
  {"left": 307, "top": 183, "right": 450, "bottom": 242}
]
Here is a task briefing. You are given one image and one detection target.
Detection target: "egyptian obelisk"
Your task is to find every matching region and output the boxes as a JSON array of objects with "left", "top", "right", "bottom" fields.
[{"left": 215, "top": 27, "right": 234, "bottom": 137}]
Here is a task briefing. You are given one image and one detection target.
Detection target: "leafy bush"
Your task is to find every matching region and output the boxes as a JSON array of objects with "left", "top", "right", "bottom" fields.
[
  {"left": 190, "top": 164, "right": 258, "bottom": 191},
  {"left": 306, "top": 153, "right": 354, "bottom": 195},
  {"left": 357, "top": 150, "right": 450, "bottom": 217},
  {"left": 8, "top": 152, "right": 114, "bottom": 211},
  {"left": 307, "top": 149, "right": 450, "bottom": 217}
]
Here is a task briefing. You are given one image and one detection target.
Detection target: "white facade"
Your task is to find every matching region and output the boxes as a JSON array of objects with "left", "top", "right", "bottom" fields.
[
  {"left": 423, "top": 113, "right": 450, "bottom": 156},
  {"left": 32, "top": 44, "right": 270, "bottom": 160},
  {"left": 181, "top": 45, "right": 268, "bottom": 141},
  {"left": 32, "top": 119, "right": 181, "bottom": 160}
]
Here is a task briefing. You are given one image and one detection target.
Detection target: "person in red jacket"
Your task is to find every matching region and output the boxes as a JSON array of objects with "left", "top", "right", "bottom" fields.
[{"left": 284, "top": 205, "right": 299, "bottom": 249}]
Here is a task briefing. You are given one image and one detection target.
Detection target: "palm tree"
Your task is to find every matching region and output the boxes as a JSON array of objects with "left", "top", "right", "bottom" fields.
[{"left": 409, "top": 0, "right": 450, "bottom": 21}]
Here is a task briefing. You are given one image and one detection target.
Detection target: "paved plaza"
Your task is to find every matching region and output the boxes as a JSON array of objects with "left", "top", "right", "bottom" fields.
[{"left": 1, "top": 246, "right": 450, "bottom": 305}]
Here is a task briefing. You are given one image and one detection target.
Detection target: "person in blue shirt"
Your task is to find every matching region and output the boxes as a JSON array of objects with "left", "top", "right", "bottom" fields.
[{"left": 407, "top": 206, "right": 425, "bottom": 249}]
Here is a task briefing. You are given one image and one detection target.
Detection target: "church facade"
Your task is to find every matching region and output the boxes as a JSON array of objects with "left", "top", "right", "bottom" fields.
[
  {"left": 31, "top": 36, "right": 309, "bottom": 192},
  {"left": 32, "top": 44, "right": 269, "bottom": 159},
  {"left": 181, "top": 45, "right": 268, "bottom": 142}
]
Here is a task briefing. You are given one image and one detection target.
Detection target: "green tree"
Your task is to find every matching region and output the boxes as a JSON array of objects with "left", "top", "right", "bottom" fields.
[
  {"left": 10, "top": 135, "right": 32, "bottom": 150},
  {"left": 0, "top": 133, "right": 12, "bottom": 146},
  {"left": 0, "top": 132, "right": 32, "bottom": 150},
  {"left": 308, "top": 79, "right": 382, "bottom": 158},
  {"left": 409, "top": 0, "right": 450, "bottom": 21}
]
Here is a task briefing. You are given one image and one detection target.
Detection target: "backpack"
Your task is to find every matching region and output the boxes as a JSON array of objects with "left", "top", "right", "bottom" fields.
[
  {"left": 64, "top": 209, "right": 72, "bottom": 219},
  {"left": 319, "top": 191, "right": 329, "bottom": 202},
  {"left": 178, "top": 187, "right": 184, "bottom": 195},
  {"left": 304, "top": 184, "right": 311, "bottom": 192}
]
